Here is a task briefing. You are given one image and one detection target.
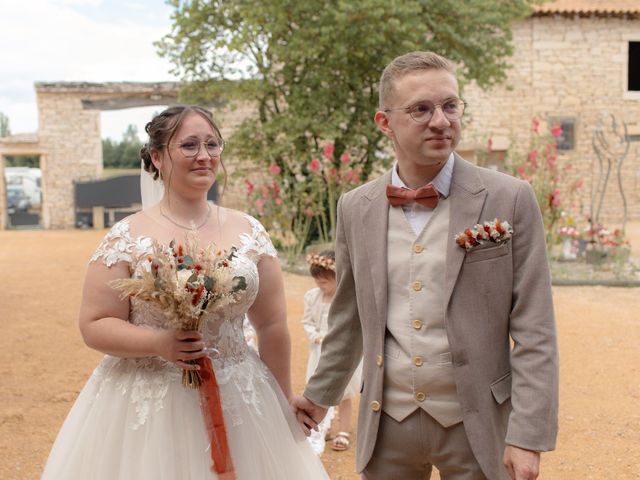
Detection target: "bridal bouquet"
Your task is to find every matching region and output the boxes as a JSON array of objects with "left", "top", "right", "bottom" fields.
[
  {"left": 111, "top": 231, "right": 241, "bottom": 477},
  {"left": 111, "top": 232, "right": 247, "bottom": 388}
]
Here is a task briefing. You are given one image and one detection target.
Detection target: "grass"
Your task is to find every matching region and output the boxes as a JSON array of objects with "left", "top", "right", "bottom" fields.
[{"left": 102, "top": 168, "right": 139, "bottom": 178}]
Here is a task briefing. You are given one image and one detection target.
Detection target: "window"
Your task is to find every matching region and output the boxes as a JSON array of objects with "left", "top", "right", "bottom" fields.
[
  {"left": 629, "top": 41, "right": 640, "bottom": 91},
  {"left": 549, "top": 117, "right": 575, "bottom": 151}
]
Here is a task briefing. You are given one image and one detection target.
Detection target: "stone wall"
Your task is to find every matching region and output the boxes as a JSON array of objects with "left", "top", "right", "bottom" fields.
[
  {"left": 32, "top": 82, "right": 180, "bottom": 229},
  {"left": 210, "top": 102, "right": 260, "bottom": 210},
  {"left": 0, "top": 134, "right": 46, "bottom": 229},
  {"left": 37, "top": 90, "right": 101, "bottom": 228},
  {"left": 5, "top": 15, "right": 640, "bottom": 230},
  {"left": 0, "top": 154, "right": 4, "bottom": 230},
  {"left": 461, "top": 16, "right": 640, "bottom": 223}
]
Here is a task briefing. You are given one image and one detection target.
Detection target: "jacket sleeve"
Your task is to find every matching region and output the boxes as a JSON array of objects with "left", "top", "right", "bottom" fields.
[
  {"left": 505, "top": 180, "right": 559, "bottom": 451},
  {"left": 303, "top": 194, "right": 364, "bottom": 407}
]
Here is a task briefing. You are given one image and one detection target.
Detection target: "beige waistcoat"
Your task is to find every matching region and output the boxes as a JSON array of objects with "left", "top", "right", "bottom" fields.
[{"left": 383, "top": 198, "right": 463, "bottom": 427}]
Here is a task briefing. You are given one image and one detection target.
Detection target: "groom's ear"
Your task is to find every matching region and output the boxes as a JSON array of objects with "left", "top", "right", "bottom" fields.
[{"left": 374, "top": 110, "right": 394, "bottom": 138}]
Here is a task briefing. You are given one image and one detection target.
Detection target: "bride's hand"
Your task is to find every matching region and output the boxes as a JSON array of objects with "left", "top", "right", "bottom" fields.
[{"left": 154, "top": 329, "right": 206, "bottom": 370}]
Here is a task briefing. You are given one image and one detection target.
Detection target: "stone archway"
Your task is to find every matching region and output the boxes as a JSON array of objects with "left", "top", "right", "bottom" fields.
[
  {"left": 0, "top": 134, "right": 47, "bottom": 230},
  {"left": 0, "top": 82, "right": 180, "bottom": 229}
]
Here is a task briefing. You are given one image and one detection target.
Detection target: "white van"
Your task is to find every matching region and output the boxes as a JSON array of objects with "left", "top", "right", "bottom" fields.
[{"left": 5, "top": 167, "right": 41, "bottom": 209}]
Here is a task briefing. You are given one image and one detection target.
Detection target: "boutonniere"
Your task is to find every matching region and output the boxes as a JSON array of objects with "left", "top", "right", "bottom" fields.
[{"left": 455, "top": 218, "right": 514, "bottom": 251}]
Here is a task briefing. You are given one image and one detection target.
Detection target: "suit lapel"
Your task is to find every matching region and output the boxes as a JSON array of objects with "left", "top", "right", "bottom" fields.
[
  {"left": 444, "top": 155, "right": 488, "bottom": 308},
  {"left": 360, "top": 171, "right": 391, "bottom": 333}
]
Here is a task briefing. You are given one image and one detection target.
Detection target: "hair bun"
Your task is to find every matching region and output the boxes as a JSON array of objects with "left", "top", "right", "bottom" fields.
[{"left": 140, "top": 144, "right": 159, "bottom": 180}]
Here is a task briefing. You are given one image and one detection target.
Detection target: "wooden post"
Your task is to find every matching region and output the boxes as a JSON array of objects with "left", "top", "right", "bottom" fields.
[{"left": 92, "top": 206, "right": 104, "bottom": 229}]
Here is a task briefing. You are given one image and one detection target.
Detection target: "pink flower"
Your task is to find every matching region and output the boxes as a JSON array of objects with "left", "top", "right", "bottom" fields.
[
  {"left": 528, "top": 149, "right": 538, "bottom": 163},
  {"left": 575, "top": 179, "right": 584, "bottom": 190},
  {"left": 243, "top": 179, "right": 254, "bottom": 194},
  {"left": 271, "top": 181, "right": 280, "bottom": 197},
  {"left": 340, "top": 152, "right": 351, "bottom": 164},
  {"left": 342, "top": 168, "right": 356, "bottom": 183},
  {"left": 549, "top": 189, "right": 561, "bottom": 208},
  {"left": 309, "top": 158, "right": 321, "bottom": 172},
  {"left": 551, "top": 124, "right": 563, "bottom": 138},
  {"left": 255, "top": 198, "right": 264, "bottom": 214},
  {"left": 532, "top": 118, "right": 540, "bottom": 134},
  {"left": 323, "top": 143, "right": 334, "bottom": 159},
  {"left": 268, "top": 163, "right": 281, "bottom": 176},
  {"left": 275, "top": 198, "right": 282, "bottom": 206}
]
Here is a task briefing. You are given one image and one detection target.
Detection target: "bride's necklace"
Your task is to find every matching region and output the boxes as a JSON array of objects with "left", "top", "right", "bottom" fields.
[{"left": 160, "top": 203, "right": 212, "bottom": 230}]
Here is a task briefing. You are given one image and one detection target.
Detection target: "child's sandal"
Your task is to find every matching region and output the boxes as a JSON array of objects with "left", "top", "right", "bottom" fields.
[{"left": 331, "top": 431, "right": 350, "bottom": 451}]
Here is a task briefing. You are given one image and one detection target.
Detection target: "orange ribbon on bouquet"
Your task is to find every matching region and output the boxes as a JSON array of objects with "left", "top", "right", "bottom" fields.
[{"left": 197, "top": 357, "right": 236, "bottom": 479}]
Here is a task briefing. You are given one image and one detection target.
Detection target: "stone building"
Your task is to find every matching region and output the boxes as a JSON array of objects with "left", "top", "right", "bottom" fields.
[
  {"left": 0, "top": 82, "right": 255, "bottom": 230},
  {"left": 0, "top": 82, "right": 183, "bottom": 230},
  {"left": 1, "top": 0, "right": 638, "bottom": 229},
  {"left": 459, "top": 0, "right": 640, "bottom": 223}
]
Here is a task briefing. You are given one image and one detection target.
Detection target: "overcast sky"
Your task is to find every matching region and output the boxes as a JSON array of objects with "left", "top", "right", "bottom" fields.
[{"left": 0, "top": 0, "right": 181, "bottom": 141}]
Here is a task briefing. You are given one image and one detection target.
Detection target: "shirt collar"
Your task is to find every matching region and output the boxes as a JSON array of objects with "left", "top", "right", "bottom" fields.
[{"left": 391, "top": 153, "right": 455, "bottom": 198}]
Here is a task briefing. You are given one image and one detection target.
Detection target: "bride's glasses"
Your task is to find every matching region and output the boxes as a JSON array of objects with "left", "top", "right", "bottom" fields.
[{"left": 169, "top": 139, "right": 225, "bottom": 158}]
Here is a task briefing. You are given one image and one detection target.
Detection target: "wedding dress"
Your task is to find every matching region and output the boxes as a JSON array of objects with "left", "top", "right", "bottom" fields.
[{"left": 41, "top": 214, "right": 329, "bottom": 480}]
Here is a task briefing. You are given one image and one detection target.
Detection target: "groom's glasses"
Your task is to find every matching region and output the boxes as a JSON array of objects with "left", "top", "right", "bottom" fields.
[
  {"left": 384, "top": 98, "right": 466, "bottom": 124},
  {"left": 168, "top": 139, "right": 225, "bottom": 158}
]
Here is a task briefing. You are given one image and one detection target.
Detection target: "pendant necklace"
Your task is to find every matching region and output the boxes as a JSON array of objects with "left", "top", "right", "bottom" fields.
[{"left": 160, "top": 203, "right": 212, "bottom": 230}]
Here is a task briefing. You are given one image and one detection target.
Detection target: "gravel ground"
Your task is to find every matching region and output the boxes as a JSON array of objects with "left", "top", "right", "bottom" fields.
[{"left": 0, "top": 229, "right": 638, "bottom": 479}]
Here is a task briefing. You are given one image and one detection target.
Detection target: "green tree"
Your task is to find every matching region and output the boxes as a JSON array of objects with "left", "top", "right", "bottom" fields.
[
  {"left": 102, "top": 124, "right": 143, "bottom": 169},
  {"left": 158, "top": 0, "right": 537, "bottom": 250},
  {"left": 0, "top": 112, "right": 10, "bottom": 137},
  {"left": 0, "top": 112, "right": 40, "bottom": 167}
]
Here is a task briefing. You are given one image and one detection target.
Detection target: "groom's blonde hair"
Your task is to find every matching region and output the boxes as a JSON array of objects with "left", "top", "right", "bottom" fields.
[{"left": 378, "top": 51, "right": 455, "bottom": 109}]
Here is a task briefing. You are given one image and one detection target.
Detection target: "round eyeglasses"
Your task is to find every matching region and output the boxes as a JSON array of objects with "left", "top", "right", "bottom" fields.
[
  {"left": 168, "top": 139, "right": 225, "bottom": 158},
  {"left": 384, "top": 99, "right": 466, "bottom": 124}
]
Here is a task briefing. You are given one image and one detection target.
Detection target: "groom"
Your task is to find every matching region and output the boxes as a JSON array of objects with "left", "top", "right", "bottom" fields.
[{"left": 294, "top": 51, "right": 558, "bottom": 480}]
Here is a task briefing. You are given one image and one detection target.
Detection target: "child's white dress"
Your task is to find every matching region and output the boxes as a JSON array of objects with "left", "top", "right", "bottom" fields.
[{"left": 302, "top": 287, "right": 362, "bottom": 397}]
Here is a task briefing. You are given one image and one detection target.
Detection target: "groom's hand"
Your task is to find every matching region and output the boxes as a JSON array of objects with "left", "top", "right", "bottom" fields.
[
  {"left": 503, "top": 445, "right": 540, "bottom": 480},
  {"left": 291, "top": 395, "right": 328, "bottom": 436}
]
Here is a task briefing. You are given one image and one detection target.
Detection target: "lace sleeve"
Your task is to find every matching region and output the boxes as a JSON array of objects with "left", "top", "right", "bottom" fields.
[
  {"left": 89, "top": 219, "right": 153, "bottom": 268},
  {"left": 238, "top": 215, "right": 278, "bottom": 262}
]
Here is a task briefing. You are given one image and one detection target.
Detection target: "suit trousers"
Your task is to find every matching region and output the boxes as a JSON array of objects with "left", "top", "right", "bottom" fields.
[{"left": 362, "top": 409, "right": 488, "bottom": 480}]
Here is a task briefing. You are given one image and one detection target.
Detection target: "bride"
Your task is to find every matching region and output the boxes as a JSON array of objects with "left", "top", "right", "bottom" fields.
[{"left": 41, "top": 106, "right": 329, "bottom": 479}]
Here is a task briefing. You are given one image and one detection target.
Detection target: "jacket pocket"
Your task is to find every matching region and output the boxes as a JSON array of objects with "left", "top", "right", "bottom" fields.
[
  {"left": 490, "top": 371, "right": 512, "bottom": 405},
  {"left": 464, "top": 241, "right": 510, "bottom": 264}
]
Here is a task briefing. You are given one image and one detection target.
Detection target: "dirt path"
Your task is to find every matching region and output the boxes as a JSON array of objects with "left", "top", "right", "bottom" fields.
[{"left": 0, "top": 229, "right": 638, "bottom": 479}]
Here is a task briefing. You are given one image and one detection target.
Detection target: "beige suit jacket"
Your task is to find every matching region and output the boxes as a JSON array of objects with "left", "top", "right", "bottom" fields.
[{"left": 304, "top": 155, "right": 559, "bottom": 478}]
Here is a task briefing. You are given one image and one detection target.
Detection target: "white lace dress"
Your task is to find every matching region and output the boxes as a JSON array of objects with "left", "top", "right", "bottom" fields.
[{"left": 41, "top": 215, "right": 329, "bottom": 480}]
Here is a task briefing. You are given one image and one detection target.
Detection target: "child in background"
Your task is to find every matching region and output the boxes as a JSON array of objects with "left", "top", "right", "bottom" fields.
[{"left": 302, "top": 251, "right": 362, "bottom": 453}]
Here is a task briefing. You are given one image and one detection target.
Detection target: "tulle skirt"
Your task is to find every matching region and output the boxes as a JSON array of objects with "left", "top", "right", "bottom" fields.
[{"left": 41, "top": 351, "right": 329, "bottom": 480}]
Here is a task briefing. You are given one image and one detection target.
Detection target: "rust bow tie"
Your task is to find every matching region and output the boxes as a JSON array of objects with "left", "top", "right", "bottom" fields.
[{"left": 386, "top": 183, "right": 439, "bottom": 209}]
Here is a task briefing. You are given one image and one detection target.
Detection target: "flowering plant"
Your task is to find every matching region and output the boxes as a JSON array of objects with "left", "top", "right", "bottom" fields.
[
  {"left": 585, "top": 225, "right": 632, "bottom": 263},
  {"left": 306, "top": 143, "right": 363, "bottom": 244},
  {"left": 558, "top": 226, "right": 580, "bottom": 238},
  {"left": 455, "top": 218, "right": 514, "bottom": 251},
  {"left": 504, "top": 119, "right": 584, "bottom": 248},
  {"left": 110, "top": 232, "right": 247, "bottom": 388},
  {"left": 244, "top": 142, "right": 365, "bottom": 264}
]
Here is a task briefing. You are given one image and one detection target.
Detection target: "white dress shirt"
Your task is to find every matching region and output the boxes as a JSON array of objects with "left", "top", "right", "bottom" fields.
[{"left": 390, "top": 153, "right": 455, "bottom": 235}]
